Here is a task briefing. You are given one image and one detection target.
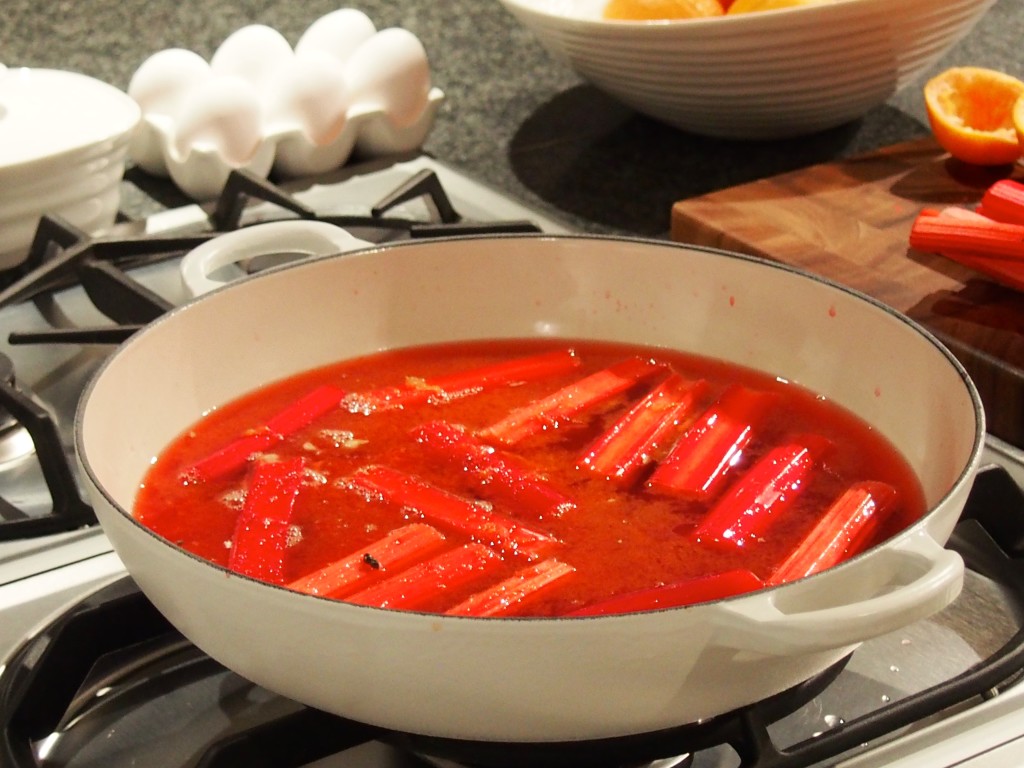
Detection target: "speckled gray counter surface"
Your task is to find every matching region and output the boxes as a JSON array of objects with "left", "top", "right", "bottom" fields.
[{"left": 2, "top": 0, "right": 1020, "bottom": 235}]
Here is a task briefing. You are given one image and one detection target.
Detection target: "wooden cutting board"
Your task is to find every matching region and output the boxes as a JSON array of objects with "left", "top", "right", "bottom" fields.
[{"left": 671, "top": 138, "right": 1024, "bottom": 448}]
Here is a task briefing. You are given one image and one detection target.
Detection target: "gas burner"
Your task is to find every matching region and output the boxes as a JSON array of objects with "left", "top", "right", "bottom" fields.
[
  {"left": 3, "top": 467, "right": 1024, "bottom": 768},
  {"left": 0, "top": 572, "right": 833, "bottom": 768},
  {"left": 420, "top": 755, "right": 694, "bottom": 768},
  {"left": 386, "top": 658, "right": 849, "bottom": 768}
]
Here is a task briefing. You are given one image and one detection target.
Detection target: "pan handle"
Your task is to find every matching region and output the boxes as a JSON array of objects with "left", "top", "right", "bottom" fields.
[
  {"left": 179, "top": 220, "right": 373, "bottom": 298},
  {"left": 715, "top": 532, "right": 964, "bottom": 655}
]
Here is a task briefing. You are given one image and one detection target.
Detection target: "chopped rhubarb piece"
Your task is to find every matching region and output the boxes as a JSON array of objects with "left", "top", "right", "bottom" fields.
[
  {"left": 912, "top": 206, "right": 991, "bottom": 223},
  {"left": 567, "top": 569, "right": 764, "bottom": 616},
  {"left": 978, "top": 179, "right": 1024, "bottom": 225},
  {"left": 345, "top": 542, "right": 501, "bottom": 611},
  {"left": 343, "top": 349, "right": 582, "bottom": 413},
  {"left": 185, "top": 385, "right": 345, "bottom": 482},
  {"left": 264, "top": 384, "right": 347, "bottom": 433},
  {"left": 227, "top": 457, "right": 305, "bottom": 583},
  {"left": 932, "top": 248, "right": 1024, "bottom": 292},
  {"left": 692, "top": 436, "right": 830, "bottom": 550},
  {"left": 287, "top": 523, "right": 448, "bottom": 598},
  {"left": 479, "top": 357, "right": 666, "bottom": 445},
  {"left": 910, "top": 206, "right": 1024, "bottom": 289},
  {"left": 185, "top": 431, "right": 279, "bottom": 483},
  {"left": 768, "top": 481, "right": 898, "bottom": 585},
  {"left": 345, "top": 465, "right": 559, "bottom": 559},
  {"left": 646, "top": 384, "right": 773, "bottom": 500},
  {"left": 909, "top": 211, "right": 1024, "bottom": 261},
  {"left": 412, "top": 421, "right": 577, "bottom": 517},
  {"left": 446, "top": 559, "right": 576, "bottom": 617},
  {"left": 579, "top": 375, "right": 710, "bottom": 486}
]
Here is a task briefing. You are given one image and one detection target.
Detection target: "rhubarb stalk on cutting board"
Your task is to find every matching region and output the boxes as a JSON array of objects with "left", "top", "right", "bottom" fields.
[{"left": 909, "top": 177, "right": 1024, "bottom": 293}]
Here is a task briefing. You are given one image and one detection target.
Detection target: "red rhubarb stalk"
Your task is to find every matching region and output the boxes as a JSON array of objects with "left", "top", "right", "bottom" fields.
[
  {"left": 412, "top": 421, "right": 577, "bottom": 517},
  {"left": 184, "top": 431, "right": 278, "bottom": 483},
  {"left": 692, "top": 436, "right": 830, "bottom": 550},
  {"left": 345, "top": 542, "right": 501, "bottom": 611},
  {"left": 287, "top": 523, "right": 449, "bottom": 598},
  {"left": 567, "top": 569, "right": 764, "bottom": 616},
  {"left": 646, "top": 384, "right": 774, "bottom": 500},
  {"left": 344, "top": 465, "right": 559, "bottom": 559},
  {"left": 446, "top": 559, "right": 576, "bottom": 617},
  {"left": 909, "top": 211, "right": 1024, "bottom": 261},
  {"left": 910, "top": 207, "right": 1024, "bottom": 289},
  {"left": 227, "top": 457, "right": 305, "bottom": 583},
  {"left": 479, "top": 357, "right": 666, "bottom": 445},
  {"left": 768, "top": 481, "right": 898, "bottom": 585},
  {"left": 342, "top": 349, "right": 581, "bottom": 413},
  {"left": 579, "top": 375, "right": 710, "bottom": 486},
  {"left": 184, "top": 384, "right": 345, "bottom": 482},
  {"left": 978, "top": 179, "right": 1024, "bottom": 225},
  {"left": 931, "top": 248, "right": 1024, "bottom": 292},
  {"left": 923, "top": 206, "right": 992, "bottom": 224}
]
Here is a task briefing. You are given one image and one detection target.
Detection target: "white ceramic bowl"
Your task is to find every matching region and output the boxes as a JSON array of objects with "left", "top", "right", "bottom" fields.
[
  {"left": 77, "top": 233, "right": 983, "bottom": 742},
  {"left": 0, "top": 68, "right": 140, "bottom": 268},
  {"left": 498, "top": 0, "right": 996, "bottom": 139}
]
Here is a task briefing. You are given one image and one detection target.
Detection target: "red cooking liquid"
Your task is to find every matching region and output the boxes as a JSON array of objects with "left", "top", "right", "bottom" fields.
[{"left": 134, "top": 339, "right": 927, "bottom": 617}]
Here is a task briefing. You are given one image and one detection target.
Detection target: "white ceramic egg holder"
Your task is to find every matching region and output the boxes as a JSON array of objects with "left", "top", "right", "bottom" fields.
[{"left": 127, "top": 9, "right": 445, "bottom": 201}]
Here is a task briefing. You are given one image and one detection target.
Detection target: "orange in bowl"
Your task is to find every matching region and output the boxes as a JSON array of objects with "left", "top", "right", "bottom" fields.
[
  {"left": 924, "top": 66, "right": 1024, "bottom": 166},
  {"left": 727, "top": 0, "right": 831, "bottom": 13},
  {"left": 1014, "top": 95, "right": 1024, "bottom": 153},
  {"left": 603, "top": 0, "right": 724, "bottom": 20}
]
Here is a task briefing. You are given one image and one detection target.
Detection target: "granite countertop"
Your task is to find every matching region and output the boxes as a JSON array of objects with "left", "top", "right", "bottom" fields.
[{"left": 1, "top": 0, "right": 1019, "bottom": 235}]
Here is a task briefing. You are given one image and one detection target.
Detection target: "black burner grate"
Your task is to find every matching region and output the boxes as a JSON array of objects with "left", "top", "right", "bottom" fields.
[
  {"left": 1, "top": 168, "right": 540, "bottom": 346},
  {"left": 0, "top": 354, "right": 95, "bottom": 540}
]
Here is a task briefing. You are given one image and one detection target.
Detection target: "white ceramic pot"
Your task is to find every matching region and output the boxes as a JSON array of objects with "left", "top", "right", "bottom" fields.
[{"left": 76, "top": 231, "right": 984, "bottom": 742}]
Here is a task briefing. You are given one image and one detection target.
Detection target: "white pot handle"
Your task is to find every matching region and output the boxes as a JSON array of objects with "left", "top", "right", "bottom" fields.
[
  {"left": 180, "top": 220, "right": 373, "bottom": 297},
  {"left": 716, "top": 532, "right": 964, "bottom": 655}
]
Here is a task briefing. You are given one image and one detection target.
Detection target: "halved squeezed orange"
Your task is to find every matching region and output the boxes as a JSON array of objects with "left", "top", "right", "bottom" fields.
[{"left": 924, "top": 66, "right": 1024, "bottom": 166}]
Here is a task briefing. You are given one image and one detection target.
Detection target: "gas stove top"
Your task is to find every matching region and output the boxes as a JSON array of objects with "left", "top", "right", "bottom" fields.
[{"left": 1, "top": 155, "right": 1024, "bottom": 768}]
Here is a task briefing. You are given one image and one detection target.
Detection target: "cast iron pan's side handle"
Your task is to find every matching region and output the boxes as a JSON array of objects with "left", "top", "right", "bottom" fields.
[
  {"left": 178, "top": 220, "right": 373, "bottom": 298},
  {"left": 754, "top": 464, "right": 1024, "bottom": 768},
  {"left": 714, "top": 535, "right": 964, "bottom": 657}
]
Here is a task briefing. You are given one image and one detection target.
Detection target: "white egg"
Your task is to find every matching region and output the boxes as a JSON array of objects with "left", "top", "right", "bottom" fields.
[
  {"left": 295, "top": 8, "right": 377, "bottom": 67},
  {"left": 345, "top": 28, "right": 432, "bottom": 128},
  {"left": 210, "top": 24, "right": 295, "bottom": 91},
  {"left": 127, "top": 48, "right": 211, "bottom": 119},
  {"left": 265, "top": 51, "right": 350, "bottom": 145},
  {"left": 171, "top": 75, "right": 264, "bottom": 165}
]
